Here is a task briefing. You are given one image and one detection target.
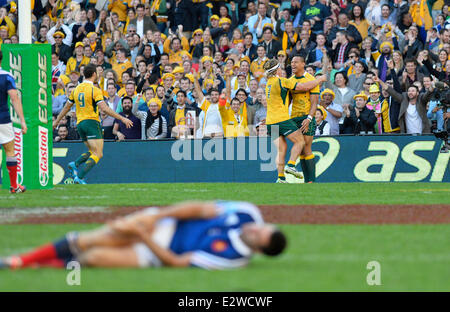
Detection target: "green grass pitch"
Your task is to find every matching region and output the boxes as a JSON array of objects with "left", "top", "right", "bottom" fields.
[{"left": 0, "top": 183, "right": 449, "bottom": 291}]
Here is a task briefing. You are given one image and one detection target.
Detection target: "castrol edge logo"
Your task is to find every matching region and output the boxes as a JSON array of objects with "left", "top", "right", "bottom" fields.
[
  {"left": 38, "top": 126, "right": 49, "bottom": 186},
  {"left": 13, "top": 127, "right": 23, "bottom": 184}
]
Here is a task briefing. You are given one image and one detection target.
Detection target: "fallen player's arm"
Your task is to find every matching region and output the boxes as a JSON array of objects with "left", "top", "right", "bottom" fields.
[
  {"left": 295, "top": 75, "right": 327, "bottom": 92},
  {"left": 137, "top": 226, "right": 192, "bottom": 267},
  {"left": 157, "top": 201, "right": 218, "bottom": 220},
  {"left": 110, "top": 201, "right": 219, "bottom": 235}
]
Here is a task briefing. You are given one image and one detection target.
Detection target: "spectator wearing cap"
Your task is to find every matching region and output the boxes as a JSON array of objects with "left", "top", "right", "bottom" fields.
[
  {"left": 250, "top": 45, "right": 268, "bottom": 83},
  {"left": 214, "top": 10, "right": 239, "bottom": 42},
  {"left": 319, "top": 89, "right": 343, "bottom": 136},
  {"left": 49, "top": 28, "right": 73, "bottom": 64},
  {"left": 72, "top": 9, "right": 95, "bottom": 47},
  {"left": 371, "top": 40, "right": 396, "bottom": 82},
  {"left": 247, "top": 2, "right": 272, "bottom": 45},
  {"left": 261, "top": 24, "right": 281, "bottom": 59},
  {"left": 315, "top": 106, "right": 330, "bottom": 136},
  {"left": 130, "top": 94, "right": 168, "bottom": 140},
  {"left": 366, "top": 84, "right": 383, "bottom": 134},
  {"left": 243, "top": 32, "right": 257, "bottom": 60},
  {"left": 129, "top": 4, "right": 158, "bottom": 39},
  {"left": 66, "top": 42, "right": 90, "bottom": 75},
  {"left": 47, "top": 20, "right": 73, "bottom": 47},
  {"left": 327, "top": 12, "right": 363, "bottom": 46},
  {"left": 343, "top": 92, "right": 377, "bottom": 134}
]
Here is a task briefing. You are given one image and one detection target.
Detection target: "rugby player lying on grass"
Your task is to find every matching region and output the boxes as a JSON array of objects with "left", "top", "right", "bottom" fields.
[{"left": 0, "top": 201, "right": 286, "bottom": 270}]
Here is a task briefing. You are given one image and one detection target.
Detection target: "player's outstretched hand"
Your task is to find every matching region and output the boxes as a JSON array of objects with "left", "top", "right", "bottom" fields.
[
  {"left": 300, "top": 118, "right": 310, "bottom": 134},
  {"left": 122, "top": 117, "right": 134, "bottom": 129},
  {"left": 21, "top": 121, "right": 28, "bottom": 135}
]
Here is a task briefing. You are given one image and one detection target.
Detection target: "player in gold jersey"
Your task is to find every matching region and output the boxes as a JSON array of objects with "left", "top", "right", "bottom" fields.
[
  {"left": 263, "top": 59, "right": 326, "bottom": 183},
  {"left": 53, "top": 64, "right": 133, "bottom": 184},
  {"left": 289, "top": 55, "right": 321, "bottom": 183}
]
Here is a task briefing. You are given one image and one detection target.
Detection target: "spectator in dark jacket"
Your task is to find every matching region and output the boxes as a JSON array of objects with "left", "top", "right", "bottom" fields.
[
  {"left": 71, "top": 9, "right": 95, "bottom": 47},
  {"left": 343, "top": 93, "right": 377, "bottom": 134},
  {"left": 169, "top": 0, "right": 195, "bottom": 33},
  {"left": 327, "top": 12, "right": 362, "bottom": 46}
]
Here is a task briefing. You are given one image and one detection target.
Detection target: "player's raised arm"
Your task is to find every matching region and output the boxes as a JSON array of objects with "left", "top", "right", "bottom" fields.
[
  {"left": 8, "top": 89, "right": 27, "bottom": 134},
  {"left": 193, "top": 70, "right": 204, "bottom": 105},
  {"left": 98, "top": 100, "right": 134, "bottom": 129},
  {"left": 295, "top": 75, "right": 327, "bottom": 92}
]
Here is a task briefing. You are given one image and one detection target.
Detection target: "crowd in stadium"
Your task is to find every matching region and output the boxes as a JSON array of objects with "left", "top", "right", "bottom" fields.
[{"left": 1, "top": 0, "right": 450, "bottom": 141}]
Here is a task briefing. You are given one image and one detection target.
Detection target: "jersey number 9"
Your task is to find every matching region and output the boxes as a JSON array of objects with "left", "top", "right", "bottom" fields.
[{"left": 78, "top": 93, "right": 85, "bottom": 108}]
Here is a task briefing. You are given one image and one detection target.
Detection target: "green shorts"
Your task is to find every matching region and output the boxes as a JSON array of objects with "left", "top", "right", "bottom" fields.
[
  {"left": 267, "top": 119, "right": 299, "bottom": 138},
  {"left": 77, "top": 119, "right": 103, "bottom": 141},
  {"left": 292, "top": 115, "right": 316, "bottom": 136}
]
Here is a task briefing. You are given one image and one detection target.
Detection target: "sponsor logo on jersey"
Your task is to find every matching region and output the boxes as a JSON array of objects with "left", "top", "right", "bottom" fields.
[{"left": 211, "top": 240, "right": 228, "bottom": 253}]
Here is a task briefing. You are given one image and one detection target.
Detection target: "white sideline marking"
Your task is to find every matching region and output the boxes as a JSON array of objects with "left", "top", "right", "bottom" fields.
[{"left": 0, "top": 206, "right": 109, "bottom": 224}]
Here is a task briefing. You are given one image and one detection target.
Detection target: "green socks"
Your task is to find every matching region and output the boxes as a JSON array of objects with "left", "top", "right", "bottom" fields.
[
  {"left": 78, "top": 155, "right": 100, "bottom": 179},
  {"left": 300, "top": 155, "right": 316, "bottom": 183},
  {"left": 75, "top": 152, "right": 91, "bottom": 167}
]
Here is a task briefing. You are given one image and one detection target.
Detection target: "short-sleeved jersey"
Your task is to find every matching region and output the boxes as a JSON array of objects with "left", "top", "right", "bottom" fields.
[
  {"left": 289, "top": 72, "right": 320, "bottom": 118},
  {"left": 167, "top": 201, "right": 265, "bottom": 270},
  {"left": 0, "top": 69, "right": 17, "bottom": 124},
  {"left": 68, "top": 81, "right": 104, "bottom": 124},
  {"left": 265, "top": 76, "right": 298, "bottom": 124}
]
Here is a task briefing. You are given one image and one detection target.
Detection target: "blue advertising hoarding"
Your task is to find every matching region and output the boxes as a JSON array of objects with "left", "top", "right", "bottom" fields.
[{"left": 37, "top": 135, "right": 450, "bottom": 184}]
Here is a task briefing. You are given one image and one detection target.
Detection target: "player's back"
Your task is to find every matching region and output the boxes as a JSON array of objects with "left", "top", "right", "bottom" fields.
[
  {"left": 71, "top": 81, "right": 102, "bottom": 124},
  {"left": 169, "top": 201, "right": 264, "bottom": 254},
  {"left": 265, "top": 77, "right": 291, "bottom": 125},
  {"left": 0, "top": 69, "right": 16, "bottom": 124}
]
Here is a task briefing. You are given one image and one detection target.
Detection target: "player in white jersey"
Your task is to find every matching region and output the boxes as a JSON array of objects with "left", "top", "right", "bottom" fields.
[{"left": 0, "top": 50, "right": 27, "bottom": 193}]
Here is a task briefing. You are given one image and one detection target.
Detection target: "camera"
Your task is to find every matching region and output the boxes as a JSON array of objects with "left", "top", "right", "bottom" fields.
[{"left": 431, "top": 81, "right": 450, "bottom": 153}]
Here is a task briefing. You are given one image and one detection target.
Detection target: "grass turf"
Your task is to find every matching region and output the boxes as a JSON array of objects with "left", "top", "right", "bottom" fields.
[
  {"left": 0, "top": 182, "right": 449, "bottom": 208},
  {"left": 0, "top": 224, "right": 448, "bottom": 291}
]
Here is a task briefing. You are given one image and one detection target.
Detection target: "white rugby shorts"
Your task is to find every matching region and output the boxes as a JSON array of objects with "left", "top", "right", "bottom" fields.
[
  {"left": 0, "top": 123, "right": 14, "bottom": 145},
  {"left": 131, "top": 207, "right": 177, "bottom": 268}
]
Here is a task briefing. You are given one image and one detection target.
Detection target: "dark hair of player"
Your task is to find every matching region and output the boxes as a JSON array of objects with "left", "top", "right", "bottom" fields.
[
  {"left": 84, "top": 63, "right": 97, "bottom": 79},
  {"left": 261, "top": 230, "right": 287, "bottom": 256}
]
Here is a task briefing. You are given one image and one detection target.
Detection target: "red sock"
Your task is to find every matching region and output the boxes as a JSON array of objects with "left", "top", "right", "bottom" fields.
[
  {"left": 6, "top": 161, "right": 18, "bottom": 189},
  {"left": 35, "top": 259, "right": 65, "bottom": 268},
  {"left": 19, "top": 244, "right": 57, "bottom": 267}
]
